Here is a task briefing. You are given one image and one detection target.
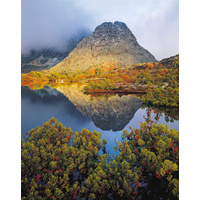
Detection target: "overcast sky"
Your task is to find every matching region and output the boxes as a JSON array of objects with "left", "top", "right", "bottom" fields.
[{"left": 21, "top": 0, "right": 179, "bottom": 60}]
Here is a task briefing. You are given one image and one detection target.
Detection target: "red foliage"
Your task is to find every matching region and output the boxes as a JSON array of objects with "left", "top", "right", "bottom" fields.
[
  {"left": 43, "top": 168, "right": 48, "bottom": 172},
  {"left": 132, "top": 191, "right": 138, "bottom": 195},
  {"left": 135, "top": 129, "right": 139, "bottom": 135},
  {"left": 136, "top": 136, "right": 140, "bottom": 140},
  {"left": 135, "top": 148, "right": 138, "bottom": 153},
  {"left": 66, "top": 136, "right": 71, "bottom": 141},
  {"left": 73, "top": 190, "right": 77, "bottom": 199},
  {"left": 142, "top": 162, "right": 146, "bottom": 166},
  {"left": 173, "top": 147, "right": 178, "bottom": 152},
  {"left": 156, "top": 173, "right": 161, "bottom": 179},
  {"left": 36, "top": 173, "right": 41, "bottom": 181},
  {"left": 169, "top": 142, "right": 173, "bottom": 148},
  {"left": 54, "top": 156, "right": 59, "bottom": 161},
  {"left": 153, "top": 142, "right": 156, "bottom": 147},
  {"left": 136, "top": 182, "right": 141, "bottom": 187}
]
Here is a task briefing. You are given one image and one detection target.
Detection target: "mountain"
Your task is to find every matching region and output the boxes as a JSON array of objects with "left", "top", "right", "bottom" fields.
[
  {"left": 50, "top": 21, "right": 157, "bottom": 73},
  {"left": 21, "top": 29, "right": 91, "bottom": 73}
]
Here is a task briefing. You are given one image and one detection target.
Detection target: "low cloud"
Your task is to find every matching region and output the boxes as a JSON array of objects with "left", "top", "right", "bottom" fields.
[
  {"left": 22, "top": 0, "right": 179, "bottom": 60},
  {"left": 21, "top": 0, "right": 93, "bottom": 54}
]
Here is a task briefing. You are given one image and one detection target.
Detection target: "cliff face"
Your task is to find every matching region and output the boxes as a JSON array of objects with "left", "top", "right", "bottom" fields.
[
  {"left": 86, "top": 21, "right": 155, "bottom": 60},
  {"left": 56, "top": 85, "right": 142, "bottom": 131},
  {"left": 50, "top": 21, "right": 157, "bottom": 73}
]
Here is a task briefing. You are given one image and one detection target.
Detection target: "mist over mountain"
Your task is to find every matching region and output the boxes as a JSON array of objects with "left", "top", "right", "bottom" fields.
[
  {"left": 21, "top": 0, "right": 95, "bottom": 53},
  {"left": 50, "top": 21, "right": 157, "bottom": 73},
  {"left": 21, "top": 29, "right": 91, "bottom": 73},
  {"left": 21, "top": 0, "right": 179, "bottom": 65}
]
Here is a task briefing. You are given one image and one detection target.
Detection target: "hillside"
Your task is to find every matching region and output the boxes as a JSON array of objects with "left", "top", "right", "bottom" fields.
[
  {"left": 21, "top": 54, "right": 179, "bottom": 107},
  {"left": 49, "top": 21, "right": 157, "bottom": 73}
]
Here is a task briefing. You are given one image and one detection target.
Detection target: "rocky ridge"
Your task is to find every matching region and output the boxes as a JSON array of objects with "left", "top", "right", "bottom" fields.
[{"left": 50, "top": 21, "right": 157, "bottom": 73}]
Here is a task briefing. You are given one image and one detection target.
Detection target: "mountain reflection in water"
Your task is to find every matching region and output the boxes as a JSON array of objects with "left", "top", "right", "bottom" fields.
[
  {"left": 21, "top": 85, "right": 142, "bottom": 132},
  {"left": 56, "top": 85, "right": 143, "bottom": 131},
  {"left": 21, "top": 85, "right": 179, "bottom": 155}
]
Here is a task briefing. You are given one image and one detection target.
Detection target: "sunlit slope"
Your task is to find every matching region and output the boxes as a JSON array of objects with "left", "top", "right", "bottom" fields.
[{"left": 49, "top": 21, "right": 157, "bottom": 73}]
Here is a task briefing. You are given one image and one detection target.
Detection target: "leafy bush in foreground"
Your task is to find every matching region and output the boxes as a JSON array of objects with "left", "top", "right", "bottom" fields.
[
  {"left": 21, "top": 117, "right": 105, "bottom": 199},
  {"left": 117, "top": 118, "right": 179, "bottom": 199},
  {"left": 21, "top": 116, "right": 179, "bottom": 199}
]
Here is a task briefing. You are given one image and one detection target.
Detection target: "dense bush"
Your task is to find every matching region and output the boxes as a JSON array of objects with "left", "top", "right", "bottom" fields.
[
  {"left": 141, "top": 62, "right": 179, "bottom": 107},
  {"left": 142, "top": 86, "right": 179, "bottom": 107},
  {"left": 117, "top": 112, "right": 179, "bottom": 199},
  {"left": 84, "top": 79, "right": 116, "bottom": 91},
  {"left": 22, "top": 116, "right": 179, "bottom": 199},
  {"left": 47, "top": 72, "right": 67, "bottom": 82},
  {"left": 21, "top": 117, "right": 106, "bottom": 199},
  {"left": 29, "top": 71, "right": 45, "bottom": 78}
]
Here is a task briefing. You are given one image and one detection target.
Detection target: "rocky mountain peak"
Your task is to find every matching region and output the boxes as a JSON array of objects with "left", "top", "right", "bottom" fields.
[
  {"left": 89, "top": 21, "right": 139, "bottom": 50},
  {"left": 94, "top": 21, "right": 129, "bottom": 33},
  {"left": 50, "top": 21, "right": 157, "bottom": 73},
  {"left": 94, "top": 21, "right": 129, "bottom": 34},
  {"left": 92, "top": 21, "right": 136, "bottom": 42},
  {"left": 114, "top": 21, "right": 128, "bottom": 29}
]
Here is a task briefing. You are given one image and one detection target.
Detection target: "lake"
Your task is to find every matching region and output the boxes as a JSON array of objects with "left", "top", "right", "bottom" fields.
[{"left": 21, "top": 85, "right": 179, "bottom": 155}]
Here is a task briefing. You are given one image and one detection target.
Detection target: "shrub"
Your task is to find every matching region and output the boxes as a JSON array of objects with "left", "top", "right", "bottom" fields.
[
  {"left": 21, "top": 117, "right": 106, "bottom": 199},
  {"left": 29, "top": 71, "right": 44, "bottom": 78},
  {"left": 115, "top": 110, "right": 179, "bottom": 199},
  {"left": 22, "top": 115, "right": 179, "bottom": 199}
]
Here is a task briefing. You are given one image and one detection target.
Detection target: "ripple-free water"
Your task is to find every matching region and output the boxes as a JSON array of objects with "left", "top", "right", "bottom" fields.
[{"left": 21, "top": 86, "right": 179, "bottom": 155}]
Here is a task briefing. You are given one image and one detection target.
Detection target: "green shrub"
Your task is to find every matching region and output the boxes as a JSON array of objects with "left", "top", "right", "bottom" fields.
[
  {"left": 22, "top": 115, "right": 179, "bottom": 199},
  {"left": 29, "top": 71, "right": 44, "bottom": 78},
  {"left": 21, "top": 117, "right": 106, "bottom": 199},
  {"left": 116, "top": 111, "right": 179, "bottom": 199}
]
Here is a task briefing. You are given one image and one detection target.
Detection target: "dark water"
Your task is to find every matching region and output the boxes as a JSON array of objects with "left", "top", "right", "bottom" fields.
[{"left": 21, "top": 86, "right": 179, "bottom": 155}]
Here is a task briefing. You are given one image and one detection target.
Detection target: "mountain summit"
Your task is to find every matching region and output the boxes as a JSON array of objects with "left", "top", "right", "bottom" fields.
[{"left": 50, "top": 21, "right": 157, "bottom": 73}]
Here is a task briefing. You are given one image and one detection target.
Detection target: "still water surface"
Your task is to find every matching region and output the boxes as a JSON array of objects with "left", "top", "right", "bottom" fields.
[{"left": 21, "top": 86, "right": 179, "bottom": 155}]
